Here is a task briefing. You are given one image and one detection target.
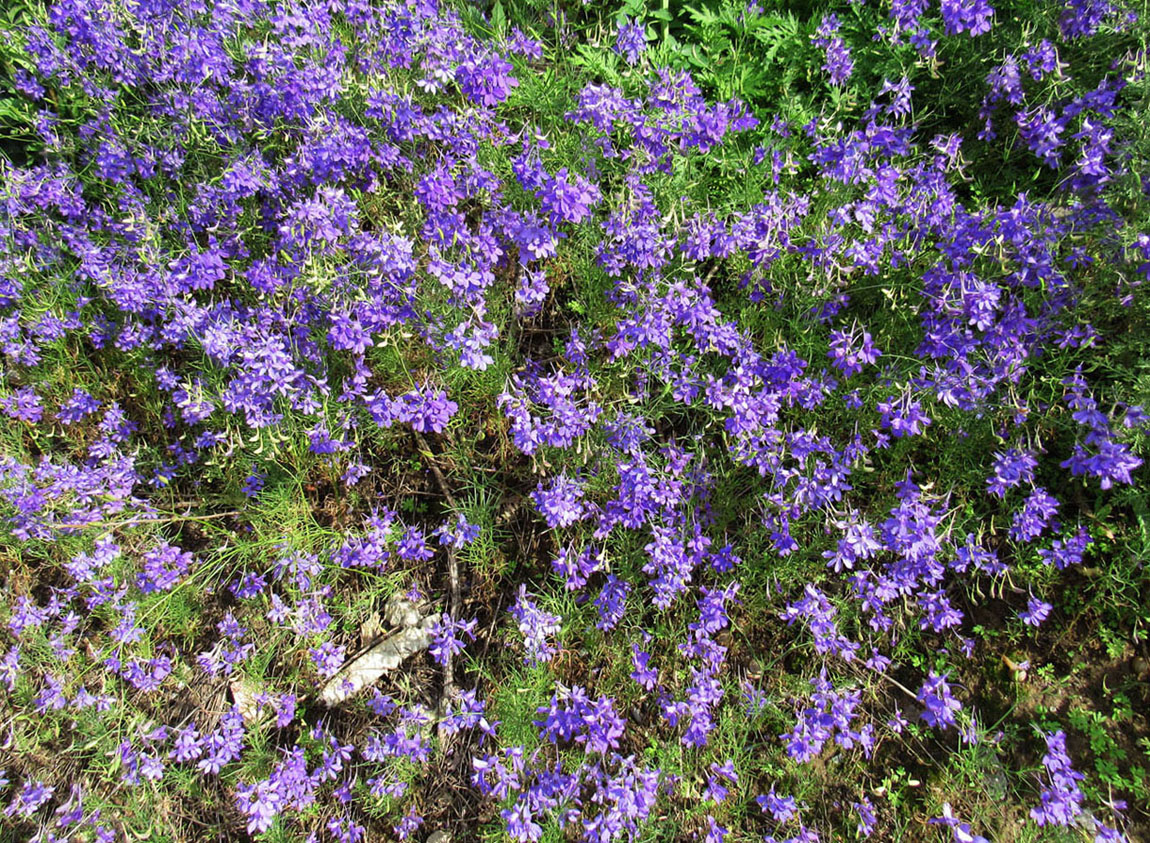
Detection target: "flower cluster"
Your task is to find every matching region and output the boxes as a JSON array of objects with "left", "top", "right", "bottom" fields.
[
  {"left": 509, "top": 586, "right": 562, "bottom": 666},
  {"left": 0, "top": 0, "right": 1143, "bottom": 839}
]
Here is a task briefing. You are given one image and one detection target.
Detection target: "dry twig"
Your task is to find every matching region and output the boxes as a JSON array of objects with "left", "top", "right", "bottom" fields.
[{"left": 414, "top": 431, "right": 462, "bottom": 739}]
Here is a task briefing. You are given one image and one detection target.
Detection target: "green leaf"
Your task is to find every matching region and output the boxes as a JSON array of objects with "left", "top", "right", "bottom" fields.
[{"left": 682, "top": 4, "right": 717, "bottom": 26}]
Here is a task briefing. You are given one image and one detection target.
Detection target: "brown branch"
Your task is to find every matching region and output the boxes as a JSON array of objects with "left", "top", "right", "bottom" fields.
[
  {"left": 414, "top": 431, "right": 462, "bottom": 741},
  {"left": 48, "top": 510, "right": 241, "bottom": 532}
]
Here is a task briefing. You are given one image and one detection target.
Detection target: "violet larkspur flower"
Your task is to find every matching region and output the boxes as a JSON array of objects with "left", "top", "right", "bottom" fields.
[
  {"left": 242, "top": 466, "right": 266, "bottom": 497},
  {"left": 434, "top": 513, "right": 481, "bottom": 548},
  {"left": 536, "top": 168, "right": 601, "bottom": 226},
  {"left": 813, "top": 15, "right": 853, "bottom": 87},
  {"left": 395, "top": 527, "right": 434, "bottom": 562},
  {"left": 756, "top": 786, "right": 798, "bottom": 822},
  {"left": 429, "top": 613, "right": 477, "bottom": 666},
  {"left": 917, "top": 671, "right": 962, "bottom": 730},
  {"left": 310, "top": 641, "right": 346, "bottom": 678},
  {"left": 456, "top": 53, "right": 519, "bottom": 107},
  {"left": 828, "top": 324, "right": 881, "bottom": 376},
  {"left": 137, "top": 543, "right": 195, "bottom": 593},
  {"left": 552, "top": 544, "right": 602, "bottom": 590},
  {"left": 1059, "top": 0, "right": 1123, "bottom": 38},
  {"left": 781, "top": 669, "right": 871, "bottom": 762},
  {"left": 0, "top": 387, "right": 43, "bottom": 422},
  {"left": 1016, "top": 106, "right": 1066, "bottom": 168},
  {"left": 235, "top": 779, "right": 283, "bottom": 834},
  {"left": 986, "top": 448, "right": 1037, "bottom": 497},
  {"left": 853, "top": 796, "right": 877, "bottom": 837},
  {"left": 1030, "top": 730, "right": 1085, "bottom": 826},
  {"left": 940, "top": 0, "right": 994, "bottom": 35},
  {"left": 704, "top": 759, "right": 738, "bottom": 804},
  {"left": 1038, "top": 527, "right": 1091, "bottom": 569},
  {"left": 704, "top": 816, "right": 728, "bottom": 843},
  {"left": 5, "top": 780, "right": 53, "bottom": 818},
  {"left": 532, "top": 473, "right": 587, "bottom": 528},
  {"left": 1009, "top": 487, "right": 1059, "bottom": 542},
  {"left": 56, "top": 388, "right": 100, "bottom": 425},
  {"left": 509, "top": 585, "right": 561, "bottom": 666},
  {"left": 170, "top": 724, "right": 204, "bottom": 763},
  {"left": 615, "top": 17, "right": 647, "bottom": 65},
  {"left": 930, "top": 803, "right": 989, "bottom": 843},
  {"left": 631, "top": 644, "right": 658, "bottom": 690},
  {"left": 1020, "top": 595, "right": 1053, "bottom": 627},
  {"left": 877, "top": 391, "right": 932, "bottom": 437},
  {"left": 533, "top": 685, "right": 626, "bottom": 755},
  {"left": 394, "top": 386, "right": 457, "bottom": 433},
  {"left": 394, "top": 808, "right": 424, "bottom": 840},
  {"left": 593, "top": 575, "right": 630, "bottom": 631}
]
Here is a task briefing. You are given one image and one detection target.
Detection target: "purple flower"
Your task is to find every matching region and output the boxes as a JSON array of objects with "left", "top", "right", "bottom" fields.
[
  {"left": 1031, "top": 730, "right": 1085, "bottom": 826},
  {"left": 781, "top": 670, "right": 870, "bottom": 762},
  {"left": 704, "top": 816, "right": 728, "bottom": 843},
  {"left": 456, "top": 53, "right": 519, "bottom": 107},
  {"left": 536, "top": 168, "right": 601, "bottom": 226},
  {"left": 1062, "top": 438, "right": 1142, "bottom": 489},
  {"left": 310, "top": 641, "right": 346, "bottom": 678},
  {"left": 1016, "top": 106, "right": 1066, "bottom": 167},
  {"left": 434, "top": 513, "right": 481, "bottom": 548},
  {"left": 917, "top": 671, "right": 962, "bottom": 730},
  {"left": 986, "top": 449, "right": 1037, "bottom": 497},
  {"left": 242, "top": 466, "right": 266, "bottom": 497},
  {"left": 508, "top": 27, "right": 543, "bottom": 59},
  {"left": 828, "top": 324, "right": 881, "bottom": 376},
  {"left": 814, "top": 16, "right": 853, "bottom": 87},
  {"left": 1059, "top": 0, "right": 1124, "bottom": 38},
  {"left": 930, "top": 803, "right": 989, "bottom": 843},
  {"left": 615, "top": 18, "right": 647, "bottom": 65},
  {"left": 394, "top": 808, "right": 424, "bottom": 840},
  {"left": 236, "top": 780, "right": 283, "bottom": 834},
  {"left": 551, "top": 544, "right": 601, "bottom": 591},
  {"left": 56, "top": 388, "right": 100, "bottom": 425},
  {"left": 394, "top": 386, "right": 458, "bottom": 433},
  {"left": 429, "top": 614, "right": 477, "bottom": 666},
  {"left": 441, "top": 688, "right": 498, "bottom": 740},
  {"left": 0, "top": 387, "right": 43, "bottom": 422},
  {"left": 1038, "top": 527, "right": 1091, "bottom": 569},
  {"left": 756, "top": 786, "right": 797, "bottom": 822},
  {"left": 940, "top": 0, "right": 994, "bottom": 35},
  {"left": 1020, "top": 596, "right": 1053, "bottom": 627},
  {"left": 877, "top": 391, "right": 932, "bottom": 437},
  {"left": 137, "top": 543, "right": 194, "bottom": 593},
  {"left": 704, "top": 759, "right": 738, "bottom": 804},
  {"left": 170, "top": 724, "right": 204, "bottom": 763},
  {"left": 1022, "top": 40, "right": 1061, "bottom": 80},
  {"left": 0, "top": 646, "right": 18, "bottom": 691},
  {"left": 534, "top": 686, "right": 626, "bottom": 755},
  {"left": 503, "top": 801, "right": 542, "bottom": 842},
  {"left": 853, "top": 797, "right": 877, "bottom": 837},
  {"left": 593, "top": 575, "right": 630, "bottom": 630},
  {"left": 532, "top": 473, "right": 587, "bottom": 528},
  {"left": 5, "top": 780, "right": 53, "bottom": 818},
  {"left": 631, "top": 644, "right": 658, "bottom": 690},
  {"left": 509, "top": 586, "right": 561, "bottom": 666},
  {"left": 782, "top": 585, "right": 860, "bottom": 661},
  {"left": 395, "top": 527, "right": 434, "bottom": 562},
  {"left": 1009, "top": 487, "right": 1059, "bottom": 542}
]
